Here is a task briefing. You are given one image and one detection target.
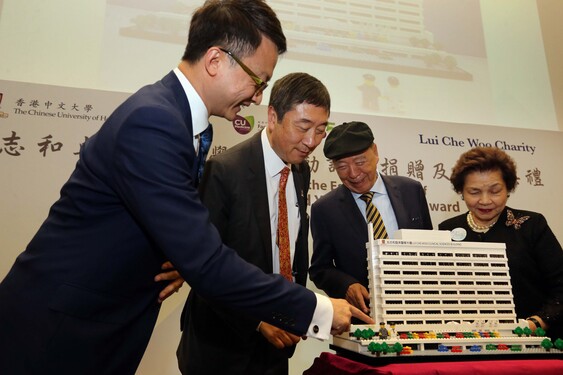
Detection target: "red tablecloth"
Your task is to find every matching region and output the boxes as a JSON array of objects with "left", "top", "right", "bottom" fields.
[{"left": 303, "top": 352, "right": 563, "bottom": 375}]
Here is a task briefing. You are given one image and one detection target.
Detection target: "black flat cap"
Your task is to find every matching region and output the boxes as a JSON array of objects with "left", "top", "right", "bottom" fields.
[{"left": 323, "top": 121, "right": 374, "bottom": 160}]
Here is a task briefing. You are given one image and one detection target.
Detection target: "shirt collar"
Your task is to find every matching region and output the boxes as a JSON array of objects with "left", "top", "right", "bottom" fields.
[
  {"left": 173, "top": 67, "right": 209, "bottom": 136},
  {"left": 352, "top": 170, "right": 388, "bottom": 199},
  {"left": 372, "top": 171, "right": 388, "bottom": 195},
  {"left": 261, "top": 129, "right": 289, "bottom": 177}
]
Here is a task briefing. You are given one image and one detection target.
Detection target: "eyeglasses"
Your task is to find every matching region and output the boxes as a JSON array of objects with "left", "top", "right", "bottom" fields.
[{"left": 219, "top": 48, "right": 268, "bottom": 95}]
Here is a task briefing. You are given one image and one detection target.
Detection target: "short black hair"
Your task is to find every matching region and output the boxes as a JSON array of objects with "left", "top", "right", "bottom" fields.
[
  {"left": 182, "top": 0, "right": 286, "bottom": 62},
  {"left": 268, "top": 73, "right": 330, "bottom": 122}
]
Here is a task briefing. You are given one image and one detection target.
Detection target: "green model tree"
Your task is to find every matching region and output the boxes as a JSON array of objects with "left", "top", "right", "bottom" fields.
[
  {"left": 353, "top": 328, "right": 363, "bottom": 339},
  {"left": 361, "top": 328, "right": 376, "bottom": 340},
  {"left": 554, "top": 338, "right": 563, "bottom": 350},
  {"left": 368, "top": 342, "right": 382, "bottom": 356},
  {"left": 535, "top": 327, "right": 546, "bottom": 337},
  {"left": 513, "top": 326, "right": 523, "bottom": 337},
  {"left": 393, "top": 342, "right": 403, "bottom": 355},
  {"left": 541, "top": 338, "right": 553, "bottom": 351}
]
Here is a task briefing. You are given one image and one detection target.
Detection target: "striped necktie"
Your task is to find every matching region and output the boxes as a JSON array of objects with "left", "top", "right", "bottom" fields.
[{"left": 360, "top": 191, "right": 388, "bottom": 239}]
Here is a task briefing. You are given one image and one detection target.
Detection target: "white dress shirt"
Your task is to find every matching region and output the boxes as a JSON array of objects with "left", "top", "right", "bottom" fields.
[
  {"left": 173, "top": 67, "right": 209, "bottom": 150},
  {"left": 352, "top": 170, "right": 399, "bottom": 237},
  {"left": 261, "top": 130, "right": 299, "bottom": 277}
]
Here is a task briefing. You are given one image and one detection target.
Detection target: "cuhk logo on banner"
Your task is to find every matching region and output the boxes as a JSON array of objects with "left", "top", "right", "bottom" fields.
[{"left": 233, "top": 115, "right": 253, "bottom": 135}]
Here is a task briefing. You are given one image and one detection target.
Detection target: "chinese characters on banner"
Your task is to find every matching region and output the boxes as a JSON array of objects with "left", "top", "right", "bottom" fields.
[{"left": 1, "top": 86, "right": 116, "bottom": 157}]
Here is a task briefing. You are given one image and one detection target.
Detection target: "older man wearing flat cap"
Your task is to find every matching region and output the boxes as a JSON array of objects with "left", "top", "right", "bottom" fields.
[{"left": 309, "top": 121, "right": 433, "bottom": 315}]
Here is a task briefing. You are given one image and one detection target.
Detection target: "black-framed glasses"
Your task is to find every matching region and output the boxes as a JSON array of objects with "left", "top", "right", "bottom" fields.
[{"left": 219, "top": 48, "right": 268, "bottom": 95}]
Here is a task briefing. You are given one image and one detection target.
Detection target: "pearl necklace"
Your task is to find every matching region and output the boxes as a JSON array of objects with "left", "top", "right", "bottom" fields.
[{"left": 466, "top": 212, "right": 496, "bottom": 233}]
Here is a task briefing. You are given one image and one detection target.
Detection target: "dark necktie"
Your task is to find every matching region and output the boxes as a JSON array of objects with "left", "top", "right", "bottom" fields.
[
  {"left": 277, "top": 167, "right": 292, "bottom": 281},
  {"left": 360, "top": 192, "right": 388, "bottom": 239},
  {"left": 196, "top": 124, "right": 213, "bottom": 184}
]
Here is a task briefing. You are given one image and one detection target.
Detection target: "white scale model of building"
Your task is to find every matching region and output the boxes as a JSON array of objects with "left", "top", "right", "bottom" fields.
[{"left": 332, "top": 229, "right": 561, "bottom": 357}]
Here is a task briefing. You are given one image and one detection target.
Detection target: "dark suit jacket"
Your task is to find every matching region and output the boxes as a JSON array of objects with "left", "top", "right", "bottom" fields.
[
  {"left": 439, "top": 207, "right": 563, "bottom": 340},
  {"left": 177, "top": 132, "right": 310, "bottom": 375},
  {"left": 309, "top": 175, "right": 433, "bottom": 298},
  {"left": 0, "top": 72, "right": 316, "bottom": 375}
]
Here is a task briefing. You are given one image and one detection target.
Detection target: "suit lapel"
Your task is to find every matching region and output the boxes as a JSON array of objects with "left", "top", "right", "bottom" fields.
[
  {"left": 246, "top": 133, "right": 274, "bottom": 272},
  {"left": 291, "top": 164, "right": 307, "bottom": 219},
  {"left": 161, "top": 71, "right": 201, "bottom": 183},
  {"left": 337, "top": 185, "right": 368, "bottom": 240},
  {"left": 382, "top": 175, "right": 409, "bottom": 228},
  {"left": 162, "top": 71, "right": 193, "bottom": 135}
]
